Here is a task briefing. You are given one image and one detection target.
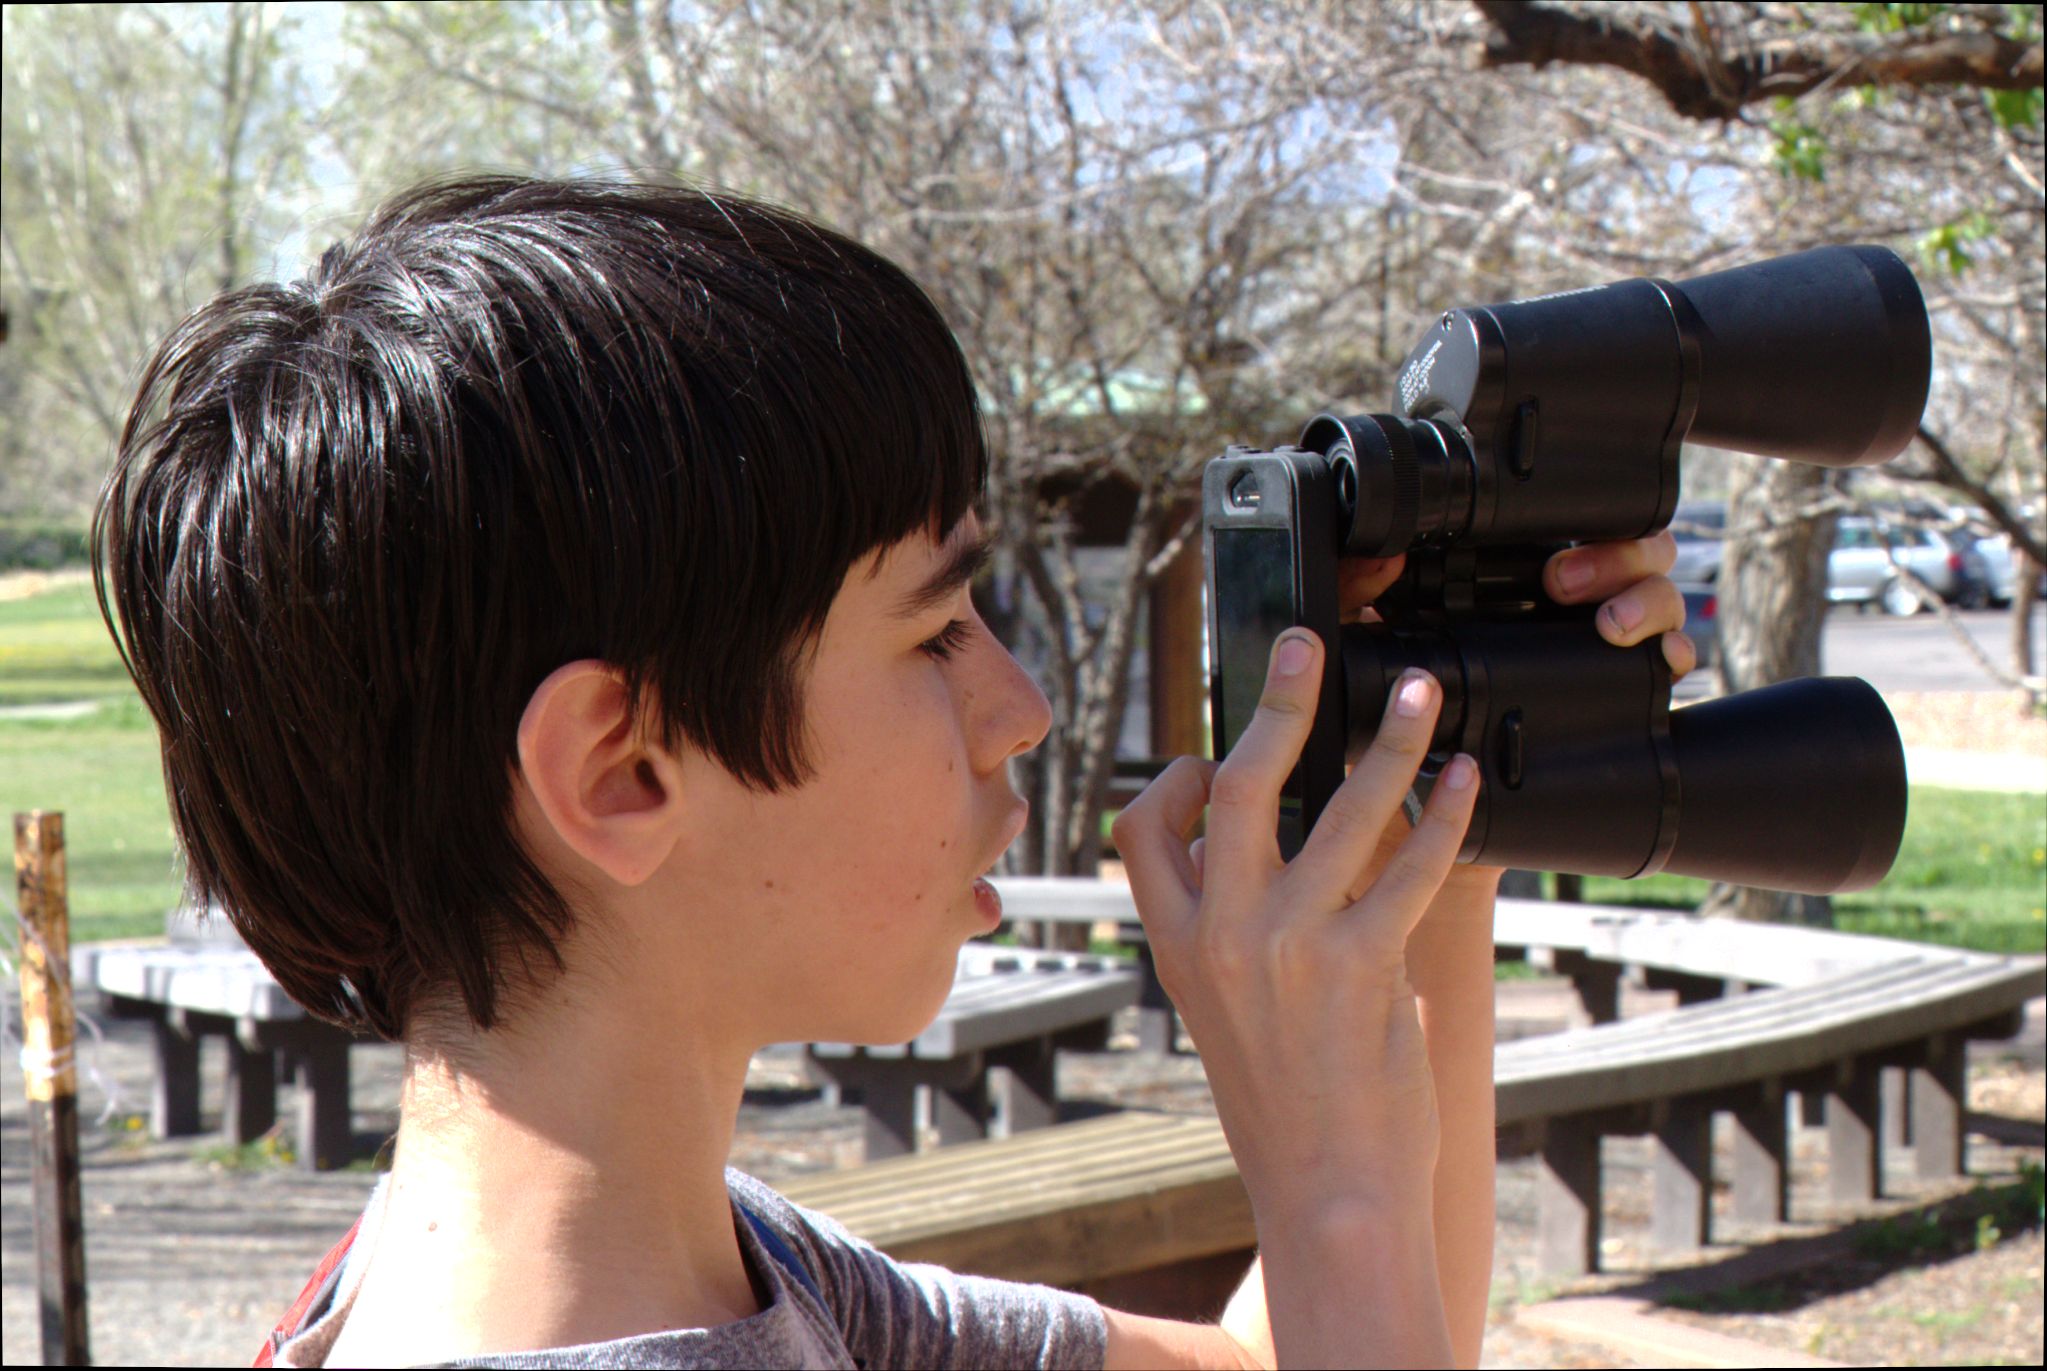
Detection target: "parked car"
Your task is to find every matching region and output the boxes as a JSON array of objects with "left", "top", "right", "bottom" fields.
[
  {"left": 1668, "top": 500, "right": 1726, "bottom": 584},
  {"left": 1975, "top": 531, "right": 2018, "bottom": 606},
  {"left": 1677, "top": 582, "right": 1718, "bottom": 672},
  {"left": 1935, "top": 527, "right": 1995, "bottom": 609},
  {"left": 1827, "top": 516, "right": 1961, "bottom": 615},
  {"left": 1966, "top": 528, "right": 2047, "bottom": 607}
]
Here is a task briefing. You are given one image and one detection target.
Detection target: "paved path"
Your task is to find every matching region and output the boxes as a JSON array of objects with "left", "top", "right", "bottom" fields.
[{"left": 1905, "top": 746, "right": 2047, "bottom": 793}]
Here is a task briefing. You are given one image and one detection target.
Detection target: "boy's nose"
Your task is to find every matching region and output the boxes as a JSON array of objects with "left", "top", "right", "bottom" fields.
[{"left": 981, "top": 644, "right": 1053, "bottom": 770}]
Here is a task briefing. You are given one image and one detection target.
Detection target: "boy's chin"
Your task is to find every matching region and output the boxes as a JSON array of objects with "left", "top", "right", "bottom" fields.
[{"left": 807, "top": 940, "right": 962, "bottom": 1048}]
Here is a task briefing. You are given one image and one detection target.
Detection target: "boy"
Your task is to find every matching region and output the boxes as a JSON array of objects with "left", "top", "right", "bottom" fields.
[{"left": 95, "top": 174, "right": 1692, "bottom": 1368}]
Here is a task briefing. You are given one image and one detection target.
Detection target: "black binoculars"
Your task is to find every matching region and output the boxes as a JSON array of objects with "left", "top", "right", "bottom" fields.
[{"left": 1202, "top": 245, "right": 1928, "bottom": 894}]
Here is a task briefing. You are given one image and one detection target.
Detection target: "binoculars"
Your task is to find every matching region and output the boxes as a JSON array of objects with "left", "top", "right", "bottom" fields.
[{"left": 1203, "top": 245, "right": 1928, "bottom": 893}]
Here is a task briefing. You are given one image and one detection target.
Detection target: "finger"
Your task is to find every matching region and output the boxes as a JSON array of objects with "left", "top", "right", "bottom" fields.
[
  {"left": 1109, "top": 756, "right": 1217, "bottom": 939},
  {"left": 1285, "top": 668, "right": 1444, "bottom": 913},
  {"left": 1594, "top": 575, "right": 1686, "bottom": 648},
  {"left": 1545, "top": 530, "right": 1678, "bottom": 605},
  {"left": 1662, "top": 629, "right": 1697, "bottom": 681},
  {"left": 1203, "top": 629, "right": 1324, "bottom": 902},
  {"left": 1345, "top": 751, "right": 1481, "bottom": 947},
  {"left": 1339, "top": 553, "right": 1407, "bottom": 621}
]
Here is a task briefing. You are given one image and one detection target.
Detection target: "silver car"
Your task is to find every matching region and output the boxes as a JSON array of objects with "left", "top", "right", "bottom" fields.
[
  {"left": 1667, "top": 501, "right": 1726, "bottom": 584},
  {"left": 1828, "top": 517, "right": 1959, "bottom": 615}
]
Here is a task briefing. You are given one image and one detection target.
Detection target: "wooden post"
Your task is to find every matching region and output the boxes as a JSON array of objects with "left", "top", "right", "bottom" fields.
[{"left": 15, "top": 810, "right": 92, "bottom": 1366}]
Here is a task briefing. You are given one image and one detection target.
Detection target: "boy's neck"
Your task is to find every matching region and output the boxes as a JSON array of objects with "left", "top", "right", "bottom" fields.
[{"left": 327, "top": 1005, "right": 766, "bottom": 1362}]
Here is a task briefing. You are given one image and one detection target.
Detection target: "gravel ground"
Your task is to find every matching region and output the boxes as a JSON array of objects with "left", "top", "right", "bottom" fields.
[{"left": 8, "top": 980, "right": 2041, "bottom": 1368}]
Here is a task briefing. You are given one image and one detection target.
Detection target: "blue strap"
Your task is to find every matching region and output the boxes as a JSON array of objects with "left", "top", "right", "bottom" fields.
[{"left": 739, "top": 1201, "right": 826, "bottom": 1311}]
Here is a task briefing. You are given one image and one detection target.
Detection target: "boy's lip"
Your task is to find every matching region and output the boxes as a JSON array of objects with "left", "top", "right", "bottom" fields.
[{"left": 976, "top": 797, "right": 1030, "bottom": 876}]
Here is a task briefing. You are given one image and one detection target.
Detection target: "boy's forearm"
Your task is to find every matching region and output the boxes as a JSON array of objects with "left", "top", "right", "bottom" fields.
[
  {"left": 1218, "top": 872, "right": 1500, "bottom": 1371},
  {"left": 1407, "top": 870, "right": 1501, "bottom": 1369}
]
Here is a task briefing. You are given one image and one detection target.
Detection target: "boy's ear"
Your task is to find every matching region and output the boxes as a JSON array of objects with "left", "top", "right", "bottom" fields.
[{"left": 514, "top": 661, "right": 685, "bottom": 888}]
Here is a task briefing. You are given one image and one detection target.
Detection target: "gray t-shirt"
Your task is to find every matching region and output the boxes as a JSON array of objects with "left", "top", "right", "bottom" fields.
[{"left": 270, "top": 1168, "right": 1107, "bottom": 1369}]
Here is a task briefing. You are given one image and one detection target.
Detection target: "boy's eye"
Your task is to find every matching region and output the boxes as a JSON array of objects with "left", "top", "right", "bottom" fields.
[{"left": 918, "top": 618, "right": 974, "bottom": 662}]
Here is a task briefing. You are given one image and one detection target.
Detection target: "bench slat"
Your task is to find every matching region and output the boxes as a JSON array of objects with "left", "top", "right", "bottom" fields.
[
  {"left": 784, "top": 1112, "right": 1227, "bottom": 1214},
  {"left": 1500, "top": 957, "right": 2036, "bottom": 1072},
  {"left": 1498, "top": 960, "right": 2042, "bottom": 1121},
  {"left": 779, "top": 1112, "right": 1249, "bottom": 1284},
  {"left": 917, "top": 974, "right": 1139, "bottom": 1057}
]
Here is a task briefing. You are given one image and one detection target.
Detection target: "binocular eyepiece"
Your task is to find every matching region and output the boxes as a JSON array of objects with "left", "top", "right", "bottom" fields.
[{"left": 1202, "top": 245, "right": 1930, "bottom": 894}]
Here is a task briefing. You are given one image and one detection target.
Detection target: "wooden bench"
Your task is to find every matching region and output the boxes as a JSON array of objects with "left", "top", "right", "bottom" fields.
[
  {"left": 989, "top": 876, "right": 1185, "bottom": 1053},
  {"left": 70, "top": 937, "right": 369, "bottom": 1171},
  {"left": 777, "top": 886, "right": 2044, "bottom": 1296},
  {"left": 1497, "top": 949, "right": 2043, "bottom": 1277},
  {"left": 806, "top": 944, "right": 1141, "bottom": 1161}
]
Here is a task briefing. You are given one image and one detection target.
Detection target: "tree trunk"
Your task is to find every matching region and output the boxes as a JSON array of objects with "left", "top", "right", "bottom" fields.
[
  {"left": 1699, "top": 455, "right": 1839, "bottom": 927},
  {"left": 2013, "top": 546, "right": 2043, "bottom": 716}
]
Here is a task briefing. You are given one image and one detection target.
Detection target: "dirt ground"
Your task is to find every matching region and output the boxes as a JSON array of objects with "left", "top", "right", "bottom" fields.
[
  {"left": 5, "top": 980, "right": 2041, "bottom": 1368},
  {"left": 1885, "top": 689, "right": 2047, "bottom": 755}
]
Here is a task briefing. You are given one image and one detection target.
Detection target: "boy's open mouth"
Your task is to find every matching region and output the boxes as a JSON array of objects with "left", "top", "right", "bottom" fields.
[{"left": 974, "top": 798, "right": 1031, "bottom": 883}]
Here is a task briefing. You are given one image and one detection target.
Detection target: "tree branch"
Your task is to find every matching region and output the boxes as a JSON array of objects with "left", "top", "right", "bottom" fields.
[
  {"left": 1473, "top": 1, "right": 2044, "bottom": 122},
  {"left": 1910, "top": 424, "right": 2047, "bottom": 566}
]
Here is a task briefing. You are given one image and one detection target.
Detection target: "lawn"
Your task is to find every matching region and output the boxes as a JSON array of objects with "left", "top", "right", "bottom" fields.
[
  {"left": 0, "top": 576, "right": 139, "bottom": 707},
  {"left": 4, "top": 581, "right": 2045, "bottom": 953}
]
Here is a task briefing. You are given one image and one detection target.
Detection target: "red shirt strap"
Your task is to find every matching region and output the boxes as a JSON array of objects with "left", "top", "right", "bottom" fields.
[{"left": 253, "top": 1217, "right": 363, "bottom": 1367}]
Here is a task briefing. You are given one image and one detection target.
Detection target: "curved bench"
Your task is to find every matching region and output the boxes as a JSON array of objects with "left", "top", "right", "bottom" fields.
[{"left": 802, "top": 878, "right": 2045, "bottom": 1291}]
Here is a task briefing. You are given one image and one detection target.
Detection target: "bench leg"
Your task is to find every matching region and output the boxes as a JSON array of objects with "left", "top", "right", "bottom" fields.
[
  {"left": 150, "top": 1013, "right": 203, "bottom": 1139},
  {"left": 1911, "top": 1033, "right": 1965, "bottom": 1182},
  {"left": 1134, "top": 1007, "right": 1177, "bottom": 1054},
  {"left": 1554, "top": 951, "right": 1621, "bottom": 1026},
  {"left": 1538, "top": 1119, "right": 1602, "bottom": 1279},
  {"left": 1731, "top": 1091, "right": 1788, "bottom": 1227},
  {"left": 986, "top": 1039, "right": 1058, "bottom": 1139},
  {"left": 861, "top": 1077, "right": 919, "bottom": 1160},
  {"left": 929, "top": 1078, "right": 992, "bottom": 1148},
  {"left": 1133, "top": 943, "right": 1186, "bottom": 1055},
  {"left": 1828, "top": 1059, "right": 1883, "bottom": 1205},
  {"left": 222, "top": 1038, "right": 277, "bottom": 1144},
  {"left": 295, "top": 1037, "right": 353, "bottom": 1171},
  {"left": 1652, "top": 1099, "right": 1712, "bottom": 1254},
  {"left": 1882, "top": 1065, "right": 1912, "bottom": 1151}
]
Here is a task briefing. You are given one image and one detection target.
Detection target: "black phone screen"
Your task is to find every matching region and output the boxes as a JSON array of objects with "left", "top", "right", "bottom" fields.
[{"left": 1211, "top": 526, "right": 1298, "bottom": 763}]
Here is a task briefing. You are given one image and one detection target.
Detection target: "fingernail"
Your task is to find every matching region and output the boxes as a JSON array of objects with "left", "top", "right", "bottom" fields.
[
  {"left": 1605, "top": 597, "right": 1644, "bottom": 633},
  {"left": 1556, "top": 556, "right": 1593, "bottom": 594},
  {"left": 1393, "top": 671, "right": 1433, "bottom": 717},
  {"left": 1275, "top": 633, "right": 1313, "bottom": 676},
  {"left": 1444, "top": 754, "right": 1476, "bottom": 790}
]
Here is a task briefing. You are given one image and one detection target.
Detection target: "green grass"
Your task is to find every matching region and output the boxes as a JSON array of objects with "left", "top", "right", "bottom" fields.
[
  {"left": 0, "top": 578, "right": 137, "bottom": 706},
  {"left": 1567, "top": 786, "right": 2047, "bottom": 955},
  {"left": 2, "top": 693, "right": 181, "bottom": 942},
  {"left": 4, "top": 581, "right": 2045, "bottom": 953}
]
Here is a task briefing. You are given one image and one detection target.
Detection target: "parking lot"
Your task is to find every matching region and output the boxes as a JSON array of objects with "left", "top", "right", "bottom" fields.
[{"left": 1674, "top": 602, "right": 2047, "bottom": 700}]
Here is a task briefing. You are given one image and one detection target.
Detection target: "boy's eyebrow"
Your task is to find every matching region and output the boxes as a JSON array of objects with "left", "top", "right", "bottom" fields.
[{"left": 890, "top": 528, "right": 995, "bottom": 621}]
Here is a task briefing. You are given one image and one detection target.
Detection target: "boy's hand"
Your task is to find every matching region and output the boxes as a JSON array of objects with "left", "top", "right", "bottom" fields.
[
  {"left": 1111, "top": 633, "right": 1478, "bottom": 1223},
  {"left": 1340, "top": 532, "right": 1695, "bottom": 672}
]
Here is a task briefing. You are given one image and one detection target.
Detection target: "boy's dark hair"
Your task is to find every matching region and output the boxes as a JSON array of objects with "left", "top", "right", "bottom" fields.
[{"left": 95, "top": 173, "right": 987, "bottom": 1043}]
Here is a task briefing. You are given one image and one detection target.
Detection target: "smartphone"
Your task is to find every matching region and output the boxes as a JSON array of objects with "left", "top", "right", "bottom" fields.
[{"left": 1202, "top": 447, "right": 1348, "bottom": 860}]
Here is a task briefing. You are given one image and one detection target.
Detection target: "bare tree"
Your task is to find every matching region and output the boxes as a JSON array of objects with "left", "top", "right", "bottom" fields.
[{"left": 0, "top": 3, "right": 319, "bottom": 518}]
